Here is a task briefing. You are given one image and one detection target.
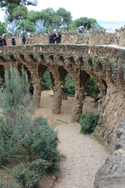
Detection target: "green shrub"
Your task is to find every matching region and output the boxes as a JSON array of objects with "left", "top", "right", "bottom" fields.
[
  {"left": 0, "top": 67, "right": 60, "bottom": 187},
  {"left": 79, "top": 112, "right": 100, "bottom": 134},
  {"left": 13, "top": 164, "right": 28, "bottom": 188},
  {"left": 0, "top": 66, "right": 34, "bottom": 166},
  {"left": 22, "top": 116, "right": 60, "bottom": 175},
  {"left": 0, "top": 181, "right": 16, "bottom": 188},
  {"left": 86, "top": 78, "right": 99, "bottom": 97},
  {"left": 42, "top": 70, "right": 52, "bottom": 90},
  {"left": 13, "top": 159, "right": 50, "bottom": 188},
  {"left": 63, "top": 80, "right": 75, "bottom": 94}
]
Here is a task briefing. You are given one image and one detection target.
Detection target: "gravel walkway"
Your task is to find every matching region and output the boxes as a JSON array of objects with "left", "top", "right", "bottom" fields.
[{"left": 54, "top": 122, "right": 110, "bottom": 188}]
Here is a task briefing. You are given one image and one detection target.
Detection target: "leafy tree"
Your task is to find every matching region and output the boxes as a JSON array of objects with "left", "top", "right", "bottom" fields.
[
  {"left": 27, "top": 10, "right": 44, "bottom": 23},
  {"left": 74, "top": 17, "right": 89, "bottom": 28},
  {"left": 55, "top": 7, "right": 72, "bottom": 29},
  {"left": 68, "top": 22, "right": 78, "bottom": 32},
  {"left": 74, "top": 17, "right": 101, "bottom": 33},
  {"left": 0, "top": 21, "right": 6, "bottom": 35},
  {"left": 7, "top": 5, "right": 28, "bottom": 22},
  {"left": 115, "top": 29, "right": 120, "bottom": 32},
  {"left": 24, "top": 19, "right": 34, "bottom": 32},
  {"left": 0, "top": 0, "right": 37, "bottom": 15}
]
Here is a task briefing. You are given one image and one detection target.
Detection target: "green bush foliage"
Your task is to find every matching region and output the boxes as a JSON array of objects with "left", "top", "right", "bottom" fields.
[
  {"left": 42, "top": 70, "right": 52, "bottom": 90},
  {"left": 0, "top": 66, "right": 33, "bottom": 166},
  {"left": 22, "top": 116, "right": 60, "bottom": 174},
  {"left": 0, "top": 66, "right": 61, "bottom": 186},
  {"left": 79, "top": 112, "right": 100, "bottom": 134},
  {"left": 63, "top": 80, "right": 75, "bottom": 95},
  {"left": 13, "top": 159, "right": 50, "bottom": 188},
  {"left": 0, "top": 181, "right": 16, "bottom": 188},
  {"left": 86, "top": 78, "right": 99, "bottom": 97}
]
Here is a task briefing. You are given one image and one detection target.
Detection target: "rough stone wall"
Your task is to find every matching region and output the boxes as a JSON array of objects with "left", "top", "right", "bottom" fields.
[
  {"left": 6, "top": 35, "right": 22, "bottom": 46},
  {"left": 4, "top": 31, "right": 125, "bottom": 46},
  {"left": 119, "top": 26, "right": 125, "bottom": 46},
  {"left": 35, "top": 33, "right": 49, "bottom": 44},
  {"left": 89, "top": 29, "right": 118, "bottom": 45},
  {"left": 76, "top": 33, "right": 89, "bottom": 44},
  {"left": 94, "top": 117, "right": 125, "bottom": 188}
]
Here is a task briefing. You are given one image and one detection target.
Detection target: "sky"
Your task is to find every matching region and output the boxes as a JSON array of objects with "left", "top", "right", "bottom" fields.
[{"left": 0, "top": 0, "right": 125, "bottom": 22}]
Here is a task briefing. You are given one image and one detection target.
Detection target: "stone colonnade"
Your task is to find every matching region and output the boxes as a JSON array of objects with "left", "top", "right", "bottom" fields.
[{"left": 0, "top": 44, "right": 125, "bottom": 147}]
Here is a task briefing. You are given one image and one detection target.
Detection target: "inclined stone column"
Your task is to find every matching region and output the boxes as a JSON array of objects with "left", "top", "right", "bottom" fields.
[
  {"left": 71, "top": 87, "right": 85, "bottom": 122},
  {"left": 48, "top": 65, "right": 66, "bottom": 114},
  {"left": 52, "top": 81, "right": 64, "bottom": 114},
  {"left": 33, "top": 78, "right": 41, "bottom": 108},
  {"left": 30, "top": 68, "right": 42, "bottom": 108},
  {"left": 71, "top": 70, "right": 90, "bottom": 122}
]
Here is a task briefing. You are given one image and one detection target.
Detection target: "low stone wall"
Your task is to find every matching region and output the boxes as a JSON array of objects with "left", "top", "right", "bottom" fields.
[
  {"left": 94, "top": 117, "right": 125, "bottom": 188},
  {"left": 4, "top": 28, "right": 125, "bottom": 46},
  {"left": 89, "top": 29, "right": 119, "bottom": 45},
  {"left": 119, "top": 27, "right": 125, "bottom": 46}
]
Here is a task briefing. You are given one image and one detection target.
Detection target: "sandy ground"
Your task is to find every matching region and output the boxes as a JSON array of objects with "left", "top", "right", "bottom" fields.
[{"left": 34, "top": 90, "right": 98, "bottom": 126}]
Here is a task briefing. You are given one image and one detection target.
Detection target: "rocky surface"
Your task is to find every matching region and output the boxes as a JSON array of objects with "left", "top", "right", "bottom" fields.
[{"left": 94, "top": 117, "right": 125, "bottom": 188}]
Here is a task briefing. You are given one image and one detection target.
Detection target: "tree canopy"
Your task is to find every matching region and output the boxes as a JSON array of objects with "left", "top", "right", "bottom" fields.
[
  {"left": 7, "top": 5, "right": 28, "bottom": 21},
  {"left": 0, "top": 4, "right": 104, "bottom": 35},
  {"left": 0, "top": 0, "right": 37, "bottom": 14}
]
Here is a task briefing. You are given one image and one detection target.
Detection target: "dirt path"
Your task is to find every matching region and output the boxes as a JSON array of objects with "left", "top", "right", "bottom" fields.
[
  {"left": 54, "top": 123, "right": 109, "bottom": 188},
  {"left": 34, "top": 91, "right": 110, "bottom": 188},
  {"left": 34, "top": 90, "right": 98, "bottom": 125}
]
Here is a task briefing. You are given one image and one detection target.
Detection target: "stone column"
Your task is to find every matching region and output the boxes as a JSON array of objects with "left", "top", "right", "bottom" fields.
[
  {"left": 33, "top": 78, "right": 41, "bottom": 108},
  {"left": 70, "top": 70, "right": 90, "bottom": 122},
  {"left": 48, "top": 65, "right": 67, "bottom": 114},
  {"left": 52, "top": 81, "right": 63, "bottom": 114},
  {"left": 71, "top": 87, "right": 85, "bottom": 122}
]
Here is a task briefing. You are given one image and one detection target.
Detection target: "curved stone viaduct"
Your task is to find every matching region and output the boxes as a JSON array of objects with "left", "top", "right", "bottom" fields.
[{"left": 0, "top": 44, "right": 125, "bottom": 147}]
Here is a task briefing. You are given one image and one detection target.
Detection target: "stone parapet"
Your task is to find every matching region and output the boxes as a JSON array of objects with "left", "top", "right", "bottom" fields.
[{"left": 3, "top": 29, "right": 125, "bottom": 47}]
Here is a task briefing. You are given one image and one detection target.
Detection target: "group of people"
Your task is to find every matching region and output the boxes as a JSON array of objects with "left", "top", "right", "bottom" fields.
[
  {"left": 0, "top": 35, "right": 26, "bottom": 47},
  {"left": 0, "top": 36, "right": 7, "bottom": 47},
  {"left": 49, "top": 30, "right": 61, "bottom": 44}
]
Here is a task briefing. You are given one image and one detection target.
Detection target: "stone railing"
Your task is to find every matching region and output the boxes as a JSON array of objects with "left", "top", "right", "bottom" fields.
[{"left": 3, "top": 27, "right": 125, "bottom": 47}]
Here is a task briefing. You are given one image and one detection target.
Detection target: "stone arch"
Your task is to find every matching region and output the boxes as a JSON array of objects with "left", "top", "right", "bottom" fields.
[
  {"left": 17, "top": 63, "right": 31, "bottom": 81},
  {"left": 102, "top": 79, "right": 108, "bottom": 95},
  {"left": 39, "top": 54, "right": 46, "bottom": 64},
  {"left": 58, "top": 66, "right": 68, "bottom": 82},
  {"left": 48, "top": 55, "right": 54, "bottom": 65},
  {"left": 76, "top": 57, "right": 84, "bottom": 68},
  {"left": 9, "top": 55, "right": 16, "bottom": 62},
  {"left": 19, "top": 54, "right": 26, "bottom": 62},
  {"left": 68, "top": 56, "right": 76, "bottom": 66},
  {"left": 29, "top": 54, "right": 37, "bottom": 62},
  {"left": 58, "top": 56, "right": 65, "bottom": 66},
  {"left": 97, "top": 61, "right": 103, "bottom": 71},
  {"left": 88, "top": 59, "right": 92, "bottom": 67},
  {"left": 0, "top": 55, "right": 6, "bottom": 62},
  {"left": 38, "top": 64, "right": 47, "bottom": 78}
]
